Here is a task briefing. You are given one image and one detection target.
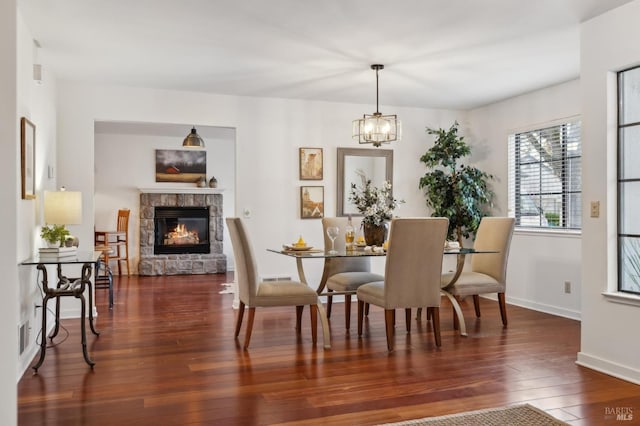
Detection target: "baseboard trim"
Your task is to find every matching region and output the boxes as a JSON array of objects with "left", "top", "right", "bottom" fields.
[
  {"left": 480, "top": 294, "right": 581, "bottom": 321},
  {"left": 576, "top": 352, "right": 640, "bottom": 385}
]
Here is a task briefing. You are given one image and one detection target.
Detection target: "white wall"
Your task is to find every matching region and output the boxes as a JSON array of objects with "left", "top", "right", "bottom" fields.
[
  {"left": 467, "top": 80, "right": 582, "bottom": 319},
  {"left": 94, "top": 122, "right": 236, "bottom": 273},
  {"left": 56, "top": 81, "right": 462, "bottom": 286},
  {"left": 0, "top": 2, "right": 18, "bottom": 423},
  {"left": 578, "top": 0, "right": 640, "bottom": 384},
  {"left": 4, "top": 5, "right": 60, "bottom": 423},
  {"left": 16, "top": 9, "right": 61, "bottom": 378}
]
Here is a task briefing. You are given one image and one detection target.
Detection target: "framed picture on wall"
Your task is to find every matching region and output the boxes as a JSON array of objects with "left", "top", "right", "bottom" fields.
[
  {"left": 300, "top": 186, "right": 324, "bottom": 219},
  {"left": 299, "top": 147, "right": 323, "bottom": 180},
  {"left": 20, "top": 117, "right": 36, "bottom": 200},
  {"left": 155, "top": 149, "right": 206, "bottom": 183}
]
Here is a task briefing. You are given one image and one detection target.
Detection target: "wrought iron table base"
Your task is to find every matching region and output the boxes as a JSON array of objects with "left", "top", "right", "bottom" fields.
[{"left": 32, "top": 263, "right": 100, "bottom": 372}]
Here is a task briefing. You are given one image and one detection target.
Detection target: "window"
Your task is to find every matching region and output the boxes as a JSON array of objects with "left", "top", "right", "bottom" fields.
[
  {"left": 618, "top": 66, "right": 640, "bottom": 295},
  {"left": 508, "top": 120, "right": 582, "bottom": 230}
]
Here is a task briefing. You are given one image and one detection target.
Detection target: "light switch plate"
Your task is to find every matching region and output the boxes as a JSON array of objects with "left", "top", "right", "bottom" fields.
[{"left": 590, "top": 201, "right": 600, "bottom": 218}]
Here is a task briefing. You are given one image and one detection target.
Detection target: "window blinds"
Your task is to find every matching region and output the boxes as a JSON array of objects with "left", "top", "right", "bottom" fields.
[{"left": 507, "top": 121, "right": 582, "bottom": 229}]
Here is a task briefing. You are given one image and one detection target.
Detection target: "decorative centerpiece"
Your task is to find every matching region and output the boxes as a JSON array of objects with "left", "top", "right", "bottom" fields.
[{"left": 349, "top": 180, "right": 403, "bottom": 246}]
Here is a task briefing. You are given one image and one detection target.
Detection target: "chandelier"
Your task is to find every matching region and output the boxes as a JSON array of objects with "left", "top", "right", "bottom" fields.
[{"left": 352, "top": 64, "right": 401, "bottom": 147}]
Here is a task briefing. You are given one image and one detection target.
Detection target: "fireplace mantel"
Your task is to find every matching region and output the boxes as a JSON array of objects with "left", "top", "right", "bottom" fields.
[{"left": 139, "top": 187, "right": 224, "bottom": 194}]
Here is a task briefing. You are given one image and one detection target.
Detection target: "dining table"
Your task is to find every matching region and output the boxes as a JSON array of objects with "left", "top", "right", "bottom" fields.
[{"left": 268, "top": 245, "right": 497, "bottom": 346}]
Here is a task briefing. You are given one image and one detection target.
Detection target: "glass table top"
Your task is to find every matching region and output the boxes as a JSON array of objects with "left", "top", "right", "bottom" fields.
[{"left": 21, "top": 250, "right": 102, "bottom": 265}]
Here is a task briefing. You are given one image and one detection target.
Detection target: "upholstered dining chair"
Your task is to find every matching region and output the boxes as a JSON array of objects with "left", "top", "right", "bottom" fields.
[
  {"left": 357, "top": 217, "right": 449, "bottom": 351},
  {"left": 321, "top": 217, "right": 384, "bottom": 330},
  {"left": 226, "top": 217, "right": 323, "bottom": 349},
  {"left": 441, "top": 217, "right": 515, "bottom": 327}
]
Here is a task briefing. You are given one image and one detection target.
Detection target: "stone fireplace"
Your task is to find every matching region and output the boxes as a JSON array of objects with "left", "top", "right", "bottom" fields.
[{"left": 139, "top": 189, "right": 226, "bottom": 275}]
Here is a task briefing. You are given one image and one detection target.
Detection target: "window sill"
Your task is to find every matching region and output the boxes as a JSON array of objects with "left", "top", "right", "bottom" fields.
[
  {"left": 514, "top": 228, "right": 581, "bottom": 238},
  {"left": 602, "top": 291, "right": 640, "bottom": 307}
]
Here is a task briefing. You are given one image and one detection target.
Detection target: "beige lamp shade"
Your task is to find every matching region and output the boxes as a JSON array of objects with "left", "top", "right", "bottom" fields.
[{"left": 44, "top": 190, "right": 82, "bottom": 225}]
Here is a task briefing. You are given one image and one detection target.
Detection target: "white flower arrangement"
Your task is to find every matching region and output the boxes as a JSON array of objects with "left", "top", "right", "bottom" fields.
[{"left": 349, "top": 180, "right": 403, "bottom": 226}]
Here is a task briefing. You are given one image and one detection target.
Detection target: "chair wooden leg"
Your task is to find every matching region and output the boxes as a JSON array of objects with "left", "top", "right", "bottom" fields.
[
  {"left": 243, "top": 307, "right": 256, "bottom": 349},
  {"left": 405, "top": 308, "right": 411, "bottom": 333},
  {"left": 124, "top": 244, "right": 130, "bottom": 275},
  {"left": 365, "top": 303, "right": 370, "bottom": 316},
  {"left": 310, "top": 304, "right": 318, "bottom": 345},
  {"left": 498, "top": 293, "right": 508, "bottom": 326},
  {"left": 473, "top": 295, "right": 481, "bottom": 317},
  {"left": 385, "top": 310, "right": 395, "bottom": 351},
  {"left": 344, "top": 294, "right": 351, "bottom": 329},
  {"left": 391, "top": 310, "right": 396, "bottom": 334},
  {"left": 431, "top": 307, "right": 441, "bottom": 347},
  {"left": 326, "top": 289, "right": 333, "bottom": 318},
  {"left": 235, "top": 302, "right": 245, "bottom": 338},
  {"left": 357, "top": 300, "right": 365, "bottom": 336},
  {"left": 426, "top": 307, "right": 432, "bottom": 321},
  {"left": 296, "top": 306, "right": 303, "bottom": 333}
]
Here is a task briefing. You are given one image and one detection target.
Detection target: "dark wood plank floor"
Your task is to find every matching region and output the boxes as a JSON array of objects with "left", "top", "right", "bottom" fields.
[{"left": 18, "top": 273, "right": 640, "bottom": 425}]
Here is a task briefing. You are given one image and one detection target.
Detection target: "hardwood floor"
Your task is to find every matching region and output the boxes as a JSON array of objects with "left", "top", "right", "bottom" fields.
[{"left": 18, "top": 273, "right": 640, "bottom": 425}]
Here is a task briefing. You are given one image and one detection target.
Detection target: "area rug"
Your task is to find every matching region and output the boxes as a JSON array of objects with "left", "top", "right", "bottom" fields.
[{"left": 379, "top": 404, "right": 567, "bottom": 426}]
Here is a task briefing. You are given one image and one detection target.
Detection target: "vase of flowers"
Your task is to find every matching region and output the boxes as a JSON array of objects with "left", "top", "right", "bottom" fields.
[{"left": 349, "top": 180, "right": 403, "bottom": 246}]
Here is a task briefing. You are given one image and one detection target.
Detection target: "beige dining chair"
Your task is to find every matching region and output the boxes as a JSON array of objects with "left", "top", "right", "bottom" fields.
[
  {"left": 321, "top": 217, "right": 384, "bottom": 330},
  {"left": 441, "top": 217, "right": 515, "bottom": 327},
  {"left": 226, "top": 217, "right": 323, "bottom": 349},
  {"left": 357, "top": 217, "right": 449, "bottom": 351}
]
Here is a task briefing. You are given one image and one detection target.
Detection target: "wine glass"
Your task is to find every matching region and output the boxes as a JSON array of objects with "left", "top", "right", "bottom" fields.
[{"left": 326, "top": 226, "right": 339, "bottom": 254}]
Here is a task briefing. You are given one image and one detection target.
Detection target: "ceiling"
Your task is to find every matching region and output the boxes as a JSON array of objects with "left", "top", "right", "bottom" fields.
[{"left": 19, "top": 0, "right": 633, "bottom": 110}]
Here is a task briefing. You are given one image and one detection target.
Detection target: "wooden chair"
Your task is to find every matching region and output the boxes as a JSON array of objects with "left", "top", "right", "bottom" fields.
[
  {"left": 441, "top": 217, "right": 515, "bottom": 327},
  {"left": 357, "top": 218, "right": 448, "bottom": 351},
  {"left": 226, "top": 217, "right": 324, "bottom": 349},
  {"left": 321, "top": 217, "right": 383, "bottom": 329},
  {"left": 95, "top": 209, "right": 130, "bottom": 275}
]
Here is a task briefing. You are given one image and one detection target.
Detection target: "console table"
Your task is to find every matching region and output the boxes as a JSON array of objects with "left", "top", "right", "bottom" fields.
[{"left": 21, "top": 251, "right": 101, "bottom": 372}]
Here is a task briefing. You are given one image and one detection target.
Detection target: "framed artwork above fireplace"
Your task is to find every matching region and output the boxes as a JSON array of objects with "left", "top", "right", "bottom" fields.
[{"left": 155, "top": 149, "right": 206, "bottom": 183}]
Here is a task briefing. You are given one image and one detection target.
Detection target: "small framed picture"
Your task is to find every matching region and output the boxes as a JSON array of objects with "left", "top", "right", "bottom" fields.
[
  {"left": 300, "top": 186, "right": 324, "bottom": 219},
  {"left": 21, "top": 117, "right": 36, "bottom": 200},
  {"left": 299, "top": 147, "right": 323, "bottom": 180}
]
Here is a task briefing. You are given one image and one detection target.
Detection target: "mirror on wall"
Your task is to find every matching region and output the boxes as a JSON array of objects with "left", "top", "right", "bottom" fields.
[{"left": 336, "top": 148, "right": 393, "bottom": 217}]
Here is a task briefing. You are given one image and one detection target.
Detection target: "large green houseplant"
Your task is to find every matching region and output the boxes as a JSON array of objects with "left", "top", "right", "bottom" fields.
[{"left": 418, "top": 122, "right": 494, "bottom": 246}]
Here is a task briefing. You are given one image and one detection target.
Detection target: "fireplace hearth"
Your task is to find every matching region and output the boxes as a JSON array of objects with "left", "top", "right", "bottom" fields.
[{"left": 139, "top": 189, "right": 226, "bottom": 276}]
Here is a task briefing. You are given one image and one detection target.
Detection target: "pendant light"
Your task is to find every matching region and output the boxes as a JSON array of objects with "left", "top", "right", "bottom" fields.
[
  {"left": 183, "top": 126, "right": 205, "bottom": 148},
  {"left": 352, "top": 64, "right": 401, "bottom": 147}
]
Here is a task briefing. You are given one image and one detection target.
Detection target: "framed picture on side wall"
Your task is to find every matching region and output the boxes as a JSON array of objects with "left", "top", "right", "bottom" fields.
[
  {"left": 21, "top": 117, "right": 36, "bottom": 200},
  {"left": 299, "top": 147, "right": 323, "bottom": 180},
  {"left": 300, "top": 186, "right": 324, "bottom": 219}
]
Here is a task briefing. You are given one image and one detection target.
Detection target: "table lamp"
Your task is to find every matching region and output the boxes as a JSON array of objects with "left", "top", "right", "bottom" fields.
[{"left": 42, "top": 187, "right": 82, "bottom": 247}]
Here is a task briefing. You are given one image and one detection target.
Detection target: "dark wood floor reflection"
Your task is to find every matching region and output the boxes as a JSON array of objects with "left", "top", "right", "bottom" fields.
[{"left": 17, "top": 273, "right": 639, "bottom": 425}]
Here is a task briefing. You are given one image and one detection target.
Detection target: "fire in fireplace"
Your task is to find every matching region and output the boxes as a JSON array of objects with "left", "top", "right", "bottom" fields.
[{"left": 154, "top": 207, "right": 210, "bottom": 254}]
